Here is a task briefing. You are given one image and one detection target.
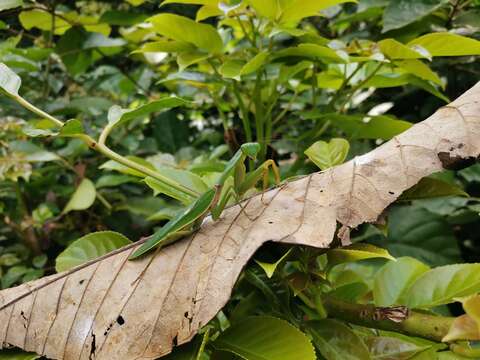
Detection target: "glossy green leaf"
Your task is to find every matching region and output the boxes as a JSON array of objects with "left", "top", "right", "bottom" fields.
[
  {"left": 62, "top": 178, "right": 96, "bottom": 214},
  {"left": 307, "top": 319, "right": 370, "bottom": 360},
  {"left": 399, "top": 177, "right": 468, "bottom": 201},
  {"left": 219, "top": 60, "right": 244, "bottom": 79},
  {"left": 55, "top": 231, "right": 132, "bottom": 272},
  {"left": 0, "top": 0, "right": 23, "bottom": 11},
  {"left": 148, "top": 14, "right": 223, "bottom": 54},
  {"left": 107, "top": 97, "right": 190, "bottom": 129},
  {"left": 305, "top": 138, "right": 349, "bottom": 170},
  {"left": 255, "top": 249, "right": 292, "bottom": 278},
  {"left": 0, "top": 349, "right": 39, "bottom": 360},
  {"left": 383, "top": 0, "right": 448, "bottom": 32},
  {"left": 408, "top": 33, "right": 480, "bottom": 57},
  {"left": 100, "top": 10, "right": 148, "bottom": 26},
  {"left": 177, "top": 51, "right": 210, "bottom": 70},
  {"left": 100, "top": 156, "right": 156, "bottom": 177},
  {"left": 373, "top": 257, "right": 430, "bottom": 307},
  {"left": 241, "top": 51, "right": 269, "bottom": 75},
  {"left": 144, "top": 167, "right": 208, "bottom": 205},
  {"left": 130, "top": 188, "right": 216, "bottom": 259},
  {"left": 279, "top": 0, "right": 357, "bottom": 23},
  {"left": 215, "top": 316, "right": 316, "bottom": 360},
  {"left": 19, "top": 10, "right": 71, "bottom": 35},
  {"left": 55, "top": 27, "right": 92, "bottom": 75},
  {"left": 197, "top": 5, "right": 223, "bottom": 21},
  {"left": 327, "top": 243, "right": 394, "bottom": 268},
  {"left": 247, "top": 0, "right": 281, "bottom": 20},
  {"left": 134, "top": 40, "right": 196, "bottom": 54},
  {"left": 59, "top": 119, "right": 84, "bottom": 136},
  {"left": 396, "top": 59, "right": 442, "bottom": 85},
  {"left": 404, "top": 264, "right": 480, "bottom": 308},
  {"left": 95, "top": 174, "right": 137, "bottom": 188},
  {"left": 379, "top": 205, "right": 461, "bottom": 266},
  {"left": 303, "top": 113, "right": 412, "bottom": 140},
  {"left": 378, "top": 39, "right": 428, "bottom": 60},
  {"left": 0, "top": 62, "right": 21, "bottom": 96},
  {"left": 366, "top": 336, "right": 431, "bottom": 359},
  {"left": 459, "top": 164, "right": 480, "bottom": 183},
  {"left": 281, "top": 44, "right": 347, "bottom": 63}
]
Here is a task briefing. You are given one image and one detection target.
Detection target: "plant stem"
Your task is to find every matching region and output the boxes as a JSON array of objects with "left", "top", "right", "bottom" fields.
[
  {"left": 328, "top": 63, "right": 365, "bottom": 109},
  {"left": 8, "top": 95, "right": 199, "bottom": 198},
  {"left": 11, "top": 94, "right": 64, "bottom": 127},
  {"left": 323, "top": 297, "right": 454, "bottom": 342},
  {"left": 232, "top": 81, "right": 253, "bottom": 143},
  {"left": 339, "top": 62, "right": 383, "bottom": 111}
]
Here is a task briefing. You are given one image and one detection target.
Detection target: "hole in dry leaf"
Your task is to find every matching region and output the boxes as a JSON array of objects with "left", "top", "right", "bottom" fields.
[
  {"left": 79, "top": 279, "right": 85, "bottom": 285},
  {"left": 388, "top": 191, "right": 394, "bottom": 195},
  {"left": 117, "top": 315, "right": 125, "bottom": 325},
  {"left": 438, "top": 152, "right": 478, "bottom": 170},
  {"left": 172, "top": 335, "right": 178, "bottom": 347}
]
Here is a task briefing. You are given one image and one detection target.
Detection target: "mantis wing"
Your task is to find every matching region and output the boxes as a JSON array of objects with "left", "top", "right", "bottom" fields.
[{"left": 129, "top": 188, "right": 216, "bottom": 259}]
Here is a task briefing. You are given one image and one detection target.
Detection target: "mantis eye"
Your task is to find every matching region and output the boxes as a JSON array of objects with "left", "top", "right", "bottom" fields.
[{"left": 241, "top": 142, "right": 261, "bottom": 159}]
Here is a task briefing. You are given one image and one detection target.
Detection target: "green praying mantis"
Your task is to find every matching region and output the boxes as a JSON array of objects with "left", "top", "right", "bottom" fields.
[{"left": 129, "top": 142, "right": 280, "bottom": 259}]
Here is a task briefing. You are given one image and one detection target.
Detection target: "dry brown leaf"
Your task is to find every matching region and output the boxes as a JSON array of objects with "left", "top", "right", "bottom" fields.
[{"left": 0, "top": 84, "right": 479, "bottom": 359}]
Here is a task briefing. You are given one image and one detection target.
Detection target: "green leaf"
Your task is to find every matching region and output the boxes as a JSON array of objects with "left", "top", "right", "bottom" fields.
[
  {"left": 404, "top": 264, "right": 480, "bottom": 308},
  {"left": 399, "top": 177, "right": 468, "bottom": 201},
  {"left": 0, "top": 349, "right": 39, "bottom": 360},
  {"left": 62, "top": 178, "right": 96, "bottom": 214},
  {"left": 373, "top": 257, "right": 430, "bottom": 307},
  {"left": 255, "top": 249, "right": 292, "bottom": 278},
  {"left": 307, "top": 319, "right": 370, "bottom": 360},
  {"left": 304, "top": 113, "right": 412, "bottom": 140},
  {"left": 100, "top": 156, "right": 156, "bottom": 177},
  {"left": 382, "top": 0, "right": 448, "bottom": 32},
  {"left": 327, "top": 243, "right": 394, "bottom": 268},
  {"left": 19, "top": 9, "right": 71, "bottom": 35},
  {"left": 380, "top": 205, "right": 461, "bottom": 266},
  {"left": 395, "top": 59, "right": 442, "bottom": 85},
  {"left": 134, "top": 40, "right": 196, "bottom": 54},
  {"left": 59, "top": 119, "right": 84, "bottom": 137},
  {"left": 55, "top": 27, "right": 92, "bottom": 75},
  {"left": 366, "top": 336, "right": 431, "bottom": 359},
  {"left": 408, "top": 33, "right": 480, "bottom": 57},
  {"left": 240, "top": 51, "right": 269, "bottom": 75},
  {"left": 0, "top": 0, "right": 23, "bottom": 11},
  {"left": 305, "top": 138, "right": 349, "bottom": 170},
  {"left": 107, "top": 97, "right": 190, "bottom": 130},
  {"left": 55, "top": 231, "right": 132, "bottom": 272},
  {"left": 219, "top": 60, "right": 245, "bottom": 80},
  {"left": 177, "top": 51, "right": 210, "bottom": 71},
  {"left": 214, "top": 316, "right": 316, "bottom": 360},
  {"left": 378, "top": 39, "right": 427, "bottom": 60},
  {"left": 148, "top": 14, "right": 223, "bottom": 54},
  {"left": 275, "top": 44, "right": 348, "bottom": 63},
  {"left": 0, "top": 62, "right": 21, "bottom": 96},
  {"left": 100, "top": 10, "right": 148, "bottom": 26},
  {"left": 144, "top": 167, "right": 208, "bottom": 205},
  {"left": 279, "top": 0, "right": 357, "bottom": 23},
  {"left": 459, "top": 164, "right": 480, "bottom": 183},
  {"left": 95, "top": 174, "right": 137, "bottom": 188},
  {"left": 247, "top": 0, "right": 281, "bottom": 20}
]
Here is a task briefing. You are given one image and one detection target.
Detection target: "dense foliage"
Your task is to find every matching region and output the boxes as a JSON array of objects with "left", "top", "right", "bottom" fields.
[{"left": 2, "top": 0, "right": 480, "bottom": 359}]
